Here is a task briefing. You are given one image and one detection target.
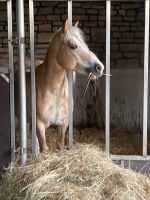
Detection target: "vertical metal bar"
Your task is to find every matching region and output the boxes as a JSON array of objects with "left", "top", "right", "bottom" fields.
[
  {"left": 17, "top": 0, "right": 27, "bottom": 166},
  {"left": 29, "top": 0, "right": 39, "bottom": 157},
  {"left": 143, "top": 0, "right": 149, "bottom": 157},
  {"left": 68, "top": 0, "right": 73, "bottom": 148},
  {"left": 7, "top": 0, "right": 15, "bottom": 162},
  {"left": 105, "top": 0, "right": 111, "bottom": 154},
  {"left": 120, "top": 160, "right": 125, "bottom": 168}
]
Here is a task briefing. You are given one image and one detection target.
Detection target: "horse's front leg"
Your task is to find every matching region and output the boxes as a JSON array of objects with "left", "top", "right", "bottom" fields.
[
  {"left": 57, "top": 123, "right": 68, "bottom": 149},
  {"left": 36, "top": 119, "right": 49, "bottom": 153}
]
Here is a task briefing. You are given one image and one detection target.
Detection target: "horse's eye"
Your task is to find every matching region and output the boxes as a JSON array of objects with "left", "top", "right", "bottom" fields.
[{"left": 70, "top": 44, "right": 78, "bottom": 49}]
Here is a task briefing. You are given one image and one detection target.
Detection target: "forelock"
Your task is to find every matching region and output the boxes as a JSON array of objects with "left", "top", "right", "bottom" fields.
[
  {"left": 64, "top": 27, "right": 88, "bottom": 48},
  {"left": 50, "top": 26, "right": 88, "bottom": 49}
]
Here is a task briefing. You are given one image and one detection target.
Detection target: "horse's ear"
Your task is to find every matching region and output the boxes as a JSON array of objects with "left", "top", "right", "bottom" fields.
[
  {"left": 62, "top": 19, "right": 68, "bottom": 33},
  {"left": 74, "top": 21, "right": 79, "bottom": 27}
]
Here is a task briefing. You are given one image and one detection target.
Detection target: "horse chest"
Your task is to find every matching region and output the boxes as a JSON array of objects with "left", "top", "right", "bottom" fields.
[
  {"left": 50, "top": 104, "right": 66, "bottom": 125},
  {"left": 44, "top": 95, "right": 68, "bottom": 128}
]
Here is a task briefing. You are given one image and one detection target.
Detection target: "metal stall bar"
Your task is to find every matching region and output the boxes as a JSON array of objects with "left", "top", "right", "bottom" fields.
[
  {"left": 143, "top": 0, "right": 149, "bottom": 157},
  {"left": 29, "top": 0, "right": 39, "bottom": 157},
  {"left": 17, "top": 0, "right": 27, "bottom": 166},
  {"left": 7, "top": 0, "right": 15, "bottom": 162},
  {"left": 105, "top": 0, "right": 111, "bottom": 154},
  {"left": 68, "top": 0, "right": 73, "bottom": 148},
  {"left": 111, "top": 155, "right": 150, "bottom": 161}
]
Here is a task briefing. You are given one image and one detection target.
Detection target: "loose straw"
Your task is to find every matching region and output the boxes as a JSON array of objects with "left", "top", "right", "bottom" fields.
[{"left": 84, "top": 73, "right": 112, "bottom": 95}]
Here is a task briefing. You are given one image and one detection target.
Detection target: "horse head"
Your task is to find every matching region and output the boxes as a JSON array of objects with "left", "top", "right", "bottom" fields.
[{"left": 49, "top": 20, "right": 104, "bottom": 78}]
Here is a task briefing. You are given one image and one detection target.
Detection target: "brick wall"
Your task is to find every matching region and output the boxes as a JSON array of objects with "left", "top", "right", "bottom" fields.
[{"left": 0, "top": 1, "right": 145, "bottom": 69}]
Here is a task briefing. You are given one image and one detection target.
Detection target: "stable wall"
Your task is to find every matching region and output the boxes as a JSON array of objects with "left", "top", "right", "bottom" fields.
[
  {"left": 74, "top": 69, "right": 145, "bottom": 130},
  {"left": 0, "top": 76, "right": 10, "bottom": 177},
  {"left": 0, "top": 1, "right": 145, "bottom": 67}
]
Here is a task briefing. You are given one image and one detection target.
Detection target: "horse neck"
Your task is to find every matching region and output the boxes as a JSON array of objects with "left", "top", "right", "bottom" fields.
[{"left": 43, "top": 46, "right": 67, "bottom": 90}]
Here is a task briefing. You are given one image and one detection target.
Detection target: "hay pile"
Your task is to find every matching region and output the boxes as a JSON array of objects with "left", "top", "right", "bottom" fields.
[
  {"left": 16, "top": 127, "right": 150, "bottom": 155},
  {"left": 0, "top": 144, "right": 150, "bottom": 200},
  {"left": 45, "top": 127, "right": 150, "bottom": 155}
]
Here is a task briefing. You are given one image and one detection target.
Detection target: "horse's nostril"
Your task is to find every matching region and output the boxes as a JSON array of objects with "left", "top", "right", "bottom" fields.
[{"left": 95, "top": 64, "right": 101, "bottom": 72}]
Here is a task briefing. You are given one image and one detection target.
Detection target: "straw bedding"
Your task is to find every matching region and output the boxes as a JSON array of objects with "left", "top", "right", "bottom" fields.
[
  {"left": 0, "top": 144, "right": 150, "bottom": 200},
  {"left": 29, "top": 127, "right": 150, "bottom": 155}
]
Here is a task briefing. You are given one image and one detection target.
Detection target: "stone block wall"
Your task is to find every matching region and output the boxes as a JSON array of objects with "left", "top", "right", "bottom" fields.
[{"left": 0, "top": 1, "right": 145, "bottom": 69}]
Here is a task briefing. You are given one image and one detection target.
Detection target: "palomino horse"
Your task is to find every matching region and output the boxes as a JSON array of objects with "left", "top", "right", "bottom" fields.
[
  {"left": 14, "top": 56, "right": 43, "bottom": 73},
  {"left": 15, "top": 20, "right": 104, "bottom": 152}
]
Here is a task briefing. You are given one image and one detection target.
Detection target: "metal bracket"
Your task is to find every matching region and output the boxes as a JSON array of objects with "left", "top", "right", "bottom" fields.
[
  {"left": 8, "top": 37, "right": 18, "bottom": 46},
  {"left": 21, "top": 148, "right": 27, "bottom": 155},
  {"left": 8, "top": 36, "right": 25, "bottom": 46},
  {"left": 11, "top": 147, "right": 16, "bottom": 154},
  {"left": 18, "top": 37, "right": 25, "bottom": 44},
  {"left": 0, "top": 73, "right": 9, "bottom": 83}
]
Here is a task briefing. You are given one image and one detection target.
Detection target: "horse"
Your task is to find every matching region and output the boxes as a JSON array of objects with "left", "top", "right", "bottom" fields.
[
  {"left": 14, "top": 56, "right": 43, "bottom": 73},
  {"left": 15, "top": 20, "right": 104, "bottom": 152}
]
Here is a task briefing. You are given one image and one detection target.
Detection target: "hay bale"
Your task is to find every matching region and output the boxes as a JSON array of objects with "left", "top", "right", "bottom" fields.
[{"left": 1, "top": 144, "right": 150, "bottom": 200}]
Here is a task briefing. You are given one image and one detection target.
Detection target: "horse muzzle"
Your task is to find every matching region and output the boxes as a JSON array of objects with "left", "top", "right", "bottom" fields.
[{"left": 87, "top": 62, "right": 104, "bottom": 78}]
